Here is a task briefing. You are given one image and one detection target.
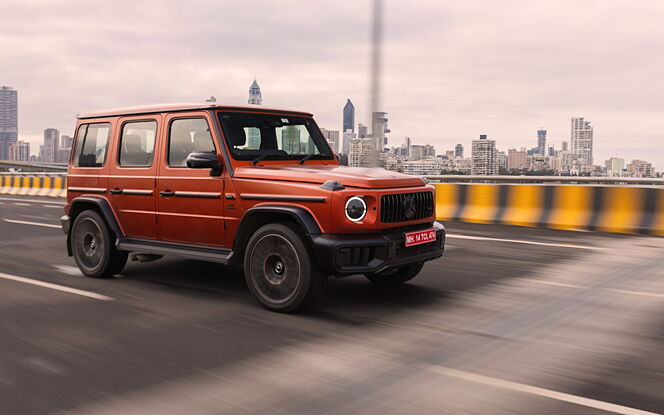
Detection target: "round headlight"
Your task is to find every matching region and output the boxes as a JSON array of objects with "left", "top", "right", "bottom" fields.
[{"left": 345, "top": 196, "right": 367, "bottom": 222}]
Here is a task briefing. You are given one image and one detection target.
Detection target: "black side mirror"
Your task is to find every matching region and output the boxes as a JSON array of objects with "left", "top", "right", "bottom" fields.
[{"left": 185, "top": 152, "right": 222, "bottom": 176}]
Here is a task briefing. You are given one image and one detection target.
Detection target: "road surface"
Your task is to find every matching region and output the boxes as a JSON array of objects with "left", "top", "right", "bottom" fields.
[{"left": 0, "top": 195, "right": 662, "bottom": 415}]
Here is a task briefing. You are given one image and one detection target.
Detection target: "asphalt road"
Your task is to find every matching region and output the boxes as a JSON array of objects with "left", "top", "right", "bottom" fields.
[{"left": 0, "top": 195, "right": 662, "bottom": 415}]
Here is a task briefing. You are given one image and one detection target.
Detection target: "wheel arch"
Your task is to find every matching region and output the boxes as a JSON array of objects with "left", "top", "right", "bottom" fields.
[
  {"left": 66, "top": 196, "right": 124, "bottom": 256},
  {"left": 232, "top": 204, "right": 321, "bottom": 264}
]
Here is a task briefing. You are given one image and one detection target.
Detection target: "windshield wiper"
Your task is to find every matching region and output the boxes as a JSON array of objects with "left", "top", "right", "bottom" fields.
[
  {"left": 299, "top": 154, "right": 314, "bottom": 165},
  {"left": 251, "top": 153, "right": 279, "bottom": 166}
]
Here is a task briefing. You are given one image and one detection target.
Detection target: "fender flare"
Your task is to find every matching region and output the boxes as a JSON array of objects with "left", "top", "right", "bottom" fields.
[
  {"left": 233, "top": 204, "right": 322, "bottom": 258},
  {"left": 66, "top": 196, "right": 124, "bottom": 255}
]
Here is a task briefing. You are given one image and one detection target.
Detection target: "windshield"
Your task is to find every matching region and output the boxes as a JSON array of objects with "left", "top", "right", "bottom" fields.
[{"left": 218, "top": 112, "right": 334, "bottom": 161}]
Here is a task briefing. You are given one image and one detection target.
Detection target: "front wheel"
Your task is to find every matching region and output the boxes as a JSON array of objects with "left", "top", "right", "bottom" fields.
[
  {"left": 244, "top": 223, "right": 325, "bottom": 312},
  {"left": 365, "top": 262, "right": 424, "bottom": 286},
  {"left": 71, "top": 210, "right": 127, "bottom": 278}
]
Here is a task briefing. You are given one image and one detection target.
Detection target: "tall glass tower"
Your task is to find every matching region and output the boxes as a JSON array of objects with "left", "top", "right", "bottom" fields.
[{"left": 343, "top": 99, "right": 355, "bottom": 133}]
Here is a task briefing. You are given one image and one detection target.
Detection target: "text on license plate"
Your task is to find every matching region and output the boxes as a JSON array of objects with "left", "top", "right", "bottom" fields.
[{"left": 404, "top": 229, "right": 437, "bottom": 247}]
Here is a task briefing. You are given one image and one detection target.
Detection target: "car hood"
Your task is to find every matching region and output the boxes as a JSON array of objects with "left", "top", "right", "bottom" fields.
[{"left": 233, "top": 164, "right": 425, "bottom": 189}]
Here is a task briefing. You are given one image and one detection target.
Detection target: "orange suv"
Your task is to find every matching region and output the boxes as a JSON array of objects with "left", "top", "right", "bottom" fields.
[{"left": 61, "top": 103, "right": 445, "bottom": 311}]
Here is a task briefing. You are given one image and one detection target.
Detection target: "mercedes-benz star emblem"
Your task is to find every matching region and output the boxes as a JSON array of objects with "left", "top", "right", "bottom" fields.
[{"left": 403, "top": 196, "right": 416, "bottom": 220}]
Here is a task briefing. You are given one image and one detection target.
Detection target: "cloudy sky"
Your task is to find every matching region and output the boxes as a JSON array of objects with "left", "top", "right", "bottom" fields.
[{"left": 2, "top": 0, "right": 663, "bottom": 168}]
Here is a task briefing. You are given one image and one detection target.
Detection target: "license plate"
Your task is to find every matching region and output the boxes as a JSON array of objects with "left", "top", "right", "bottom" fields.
[{"left": 404, "top": 229, "right": 437, "bottom": 247}]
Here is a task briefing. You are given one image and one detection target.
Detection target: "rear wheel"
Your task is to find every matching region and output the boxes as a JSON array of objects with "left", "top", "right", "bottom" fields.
[
  {"left": 244, "top": 223, "right": 325, "bottom": 312},
  {"left": 364, "top": 262, "right": 424, "bottom": 286},
  {"left": 71, "top": 210, "right": 127, "bottom": 278}
]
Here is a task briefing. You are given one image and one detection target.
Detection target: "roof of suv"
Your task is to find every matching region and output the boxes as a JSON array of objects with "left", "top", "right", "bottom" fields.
[{"left": 77, "top": 103, "right": 313, "bottom": 119}]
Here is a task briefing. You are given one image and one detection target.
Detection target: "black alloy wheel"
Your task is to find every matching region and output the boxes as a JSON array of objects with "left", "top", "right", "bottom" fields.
[
  {"left": 244, "top": 223, "right": 325, "bottom": 312},
  {"left": 71, "top": 210, "right": 127, "bottom": 278}
]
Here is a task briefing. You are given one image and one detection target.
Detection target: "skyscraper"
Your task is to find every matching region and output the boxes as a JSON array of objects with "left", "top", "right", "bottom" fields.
[
  {"left": 320, "top": 128, "right": 340, "bottom": 154},
  {"left": 454, "top": 144, "right": 463, "bottom": 158},
  {"left": 43, "top": 128, "right": 59, "bottom": 163},
  {"left": 248, "top": 79, "right": 262, "bottom": 105},
  {"left": 471, "top": 135, "right": 498, "bottom": 175},
  {"left": 247, "top": 79, "right": 262, "bottom": 148},
  {"left": 343, "top": 99, "right": 355, "bottom": 133},
  {"left": 371, "top": 111, "right": 390, "bottom": 151},
  {"left": 570, "top": 117, "right": 593, "bottom": 166},
  {"left": 537, "top": 129, "right": 547, "bottom": 155},
  {"left": 0, "top": 86, "right": 18, "bottom": 160},
  {"left": 357, "top": 123, "right": 368, "bottom": 138}
]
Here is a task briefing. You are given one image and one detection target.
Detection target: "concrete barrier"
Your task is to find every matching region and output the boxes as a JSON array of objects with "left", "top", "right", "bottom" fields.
[
  {"left": 0, "top": 173, "right": 66, "bottom": 198},
  {"left": 435, "top": 183, "right": 664, "bottom": 236}
]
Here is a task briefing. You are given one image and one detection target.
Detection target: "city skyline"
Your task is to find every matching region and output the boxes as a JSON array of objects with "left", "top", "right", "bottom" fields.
[{"left": 1, "top": 1, "right": 663, "bottom": 168}]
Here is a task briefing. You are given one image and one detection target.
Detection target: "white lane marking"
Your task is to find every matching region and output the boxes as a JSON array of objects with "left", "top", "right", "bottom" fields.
[
  {"left": 3, "top": 219, "right": 60, "bottom": 229},
  {"left": 446, "top": 233, "right": 601, "bottom": 250},
  {"left": 607, "top": 289, "right": 664, "bottom": 299},
  {"left": 519, "top": 278, "right": 664, "bottom": 299},
  {"left": 13, "top": 202, "right": 31, "bottom": 206},
  {"left": 0, "top": 196, "right": 65, "bottom": 205},
  {"left": 519, "top": 278, "right": 587, "bottom": 289},
  {"left": 54, "top": 265, "right": 81, "bottom": 276},
  {"left": 0, "top": 272, "right": 113, "bottom": 301},
  {"left": 425, "top": 365, "right": 660, "bottom": 415}
]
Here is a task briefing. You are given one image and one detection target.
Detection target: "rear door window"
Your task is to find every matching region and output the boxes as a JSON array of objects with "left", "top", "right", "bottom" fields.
[
  {"left": 119, "top": 120, "right": 157, "bottom": 167},
  {"left": 73, "top": 123, "right": 111, "bottom": 167}
]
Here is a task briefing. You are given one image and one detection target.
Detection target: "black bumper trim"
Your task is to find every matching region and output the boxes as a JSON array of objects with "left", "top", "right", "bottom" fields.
[{"left": 312, "top": 222, "right": 445, "bottom": 275}]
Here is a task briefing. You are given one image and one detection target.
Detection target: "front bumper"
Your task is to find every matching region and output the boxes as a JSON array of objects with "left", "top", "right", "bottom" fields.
[{"left": 311, "top": 222, "right": 445, "bottom": 275}]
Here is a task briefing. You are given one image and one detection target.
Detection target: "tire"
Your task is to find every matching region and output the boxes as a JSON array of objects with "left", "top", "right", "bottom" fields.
[
  {"left": 365, "top": 262, "right": 424, "bottom": 286},
  {"left": 71, "top": 210, "right": 128, "bottom": 278},
  {"left": 244, "top": 223, "right": 325, "bottom": 312}
]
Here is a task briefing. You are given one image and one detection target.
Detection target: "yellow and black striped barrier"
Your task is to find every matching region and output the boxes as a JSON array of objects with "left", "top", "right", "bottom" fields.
[
  {"left": 435, "top": 183, "right": 664, "bottom": 236},
  {"left": 0, "top": 173, "right": 67, "bottom": 198}
]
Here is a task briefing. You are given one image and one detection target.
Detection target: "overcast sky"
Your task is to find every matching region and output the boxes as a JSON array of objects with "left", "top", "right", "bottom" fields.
[{"left": 2, "top": 0, "right": 663, "bottom": 168}]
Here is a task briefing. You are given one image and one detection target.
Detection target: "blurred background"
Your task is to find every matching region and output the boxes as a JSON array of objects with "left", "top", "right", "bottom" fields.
[{"left": 1, "top": 1, "right": 663, "bottom": 414}]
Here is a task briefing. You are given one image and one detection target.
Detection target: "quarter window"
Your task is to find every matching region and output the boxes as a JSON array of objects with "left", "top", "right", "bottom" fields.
[
  {"left": 119, "top": 120, "right": 157, "bottom": 167},
  {"left": 168, "top": 118, "right": 215, "bottom": 166},
  {"left": 73, "top": 123, "right": 111, "bottom": 167}
]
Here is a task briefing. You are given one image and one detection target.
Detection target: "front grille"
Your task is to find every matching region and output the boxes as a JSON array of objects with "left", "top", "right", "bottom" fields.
[{"left": 380, "top": 192, "right": 434, "bottom": 223}]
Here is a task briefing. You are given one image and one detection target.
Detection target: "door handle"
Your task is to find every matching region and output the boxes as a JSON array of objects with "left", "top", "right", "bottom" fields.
[
  {"left": 109, "top": 188, "right": 122, "bottom": 194},
  {"left": 159, "top": 190, "right": 175, "bottom": 197}
]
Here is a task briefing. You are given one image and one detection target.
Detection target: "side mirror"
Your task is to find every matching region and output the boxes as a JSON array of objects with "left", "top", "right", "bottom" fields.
[{"left": 185, "top": 152, "right": 222, "bottom": 176}]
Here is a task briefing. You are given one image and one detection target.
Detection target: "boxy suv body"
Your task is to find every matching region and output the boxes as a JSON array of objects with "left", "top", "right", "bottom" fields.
[{"left": 61, "top": 103, "right": 445, "bottom": 311}]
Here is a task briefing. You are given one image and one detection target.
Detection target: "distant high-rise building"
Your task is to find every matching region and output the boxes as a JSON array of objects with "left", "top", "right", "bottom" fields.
[
  {"left": 561, "top": 141, "right": 569, "bottom": 152},
  {"left": 343, "top": 99, "right": 355, "bottom": 133},
  {"left": 626, "top": 159, "right": 654, "bottom": 177},
  {"left": 404, "top": 137, "right": 411, "bottom": 157},
  {"left": 43, "top": 128, "right": 59, "bottom": 163},
  {"left": 348, "top": 138, "right": 374, "bottom": 167},
  {"left": 0, "top": 86, "right": 18, "bottom": 160},
  {"left": 357, "top": 123, "right": 368, "bottom": 138},
  {"left": 571, "top": 117, "right": 593, "bottom": 166},
  {"left": 454, "top": 144, "right": 463, "bottom": 158},
  {"left": 248, "top": 78, "right": 262, "bottom": 105},
  {"left": 371, "top": 111, "right": 390, "bottom": 151},
  {"left": 8, "top": 140, "right": 29, "bottom": 162},
  {"left": 280, "top": 126, "right": 301, "bottom": 154},
  {"left": 605, "top": 157, "right": 625, "bottom": 172},
  {"left": 320, "top": 128, "right": 340, "bottom": 154},
  {"left": 471, "top": 134, "right": 498, "bottom": 175},
  {"left": 508, "top": 148, "right": 528, "bottom": 170},
  {"left": 537, "top": 129, "right": 547, "bottom": 155},
  {"left": 341, "top": 130, "right": 356, "bottom": 154},
  {"left": 61, "top": 135, "right": 73, "bottom": 150}
]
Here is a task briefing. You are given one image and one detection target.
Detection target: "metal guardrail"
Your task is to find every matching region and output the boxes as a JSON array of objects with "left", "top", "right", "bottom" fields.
[
  {"left": 0, "top": 160, "right": 69, "bottom": 172},
  {"left": 424, "top": 175, "right": 664, "bottom": 185}
]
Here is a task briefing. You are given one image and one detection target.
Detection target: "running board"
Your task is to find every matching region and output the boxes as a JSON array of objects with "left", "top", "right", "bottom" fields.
[{"left": 116, "top": 238, "right": 233, "bottom": 265}]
